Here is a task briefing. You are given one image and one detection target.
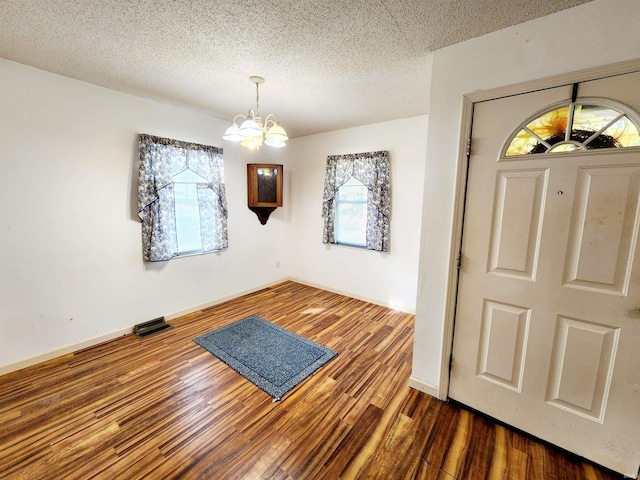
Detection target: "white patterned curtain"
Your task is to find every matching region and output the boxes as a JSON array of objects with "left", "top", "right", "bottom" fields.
[
  {"left": 321, "top": 150, "right": 390, "bottom": 252},
  {"left": 137, "top": 134, "right": 228, "bottom": 262}
]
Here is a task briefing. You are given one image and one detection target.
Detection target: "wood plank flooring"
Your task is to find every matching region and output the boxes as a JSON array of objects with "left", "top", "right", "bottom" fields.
[{"left": 0, "top": 282, "right": 623, "bottom": 479}]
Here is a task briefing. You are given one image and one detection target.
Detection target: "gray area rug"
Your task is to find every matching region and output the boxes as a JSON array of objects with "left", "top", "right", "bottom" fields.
[{"left": 193, "top": 315, "right": 338, "bottom": 401}]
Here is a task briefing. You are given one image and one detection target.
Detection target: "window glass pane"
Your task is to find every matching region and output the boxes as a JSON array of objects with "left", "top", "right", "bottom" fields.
[
  {"left": 338, "top": 182, "right": 368, "bottom": 202},
  {"left": 574, "top": 105, "right": 640, "bottom": 148},
  {"left": 573, "top": 105, "right": 619, "bottom": 132},
  {"left": 505, "top": 128, "right": 539, "bottom": 156},
  {"left": 173, "top": 168, "right": 207, "bottom": 183},
  {"left": 336, "top": 203, "right": 367, "bottom": 246},
  {"left": 602, "top": 116, "right": 640, "bottom": 147},
  {"left": 335, "top": 177, "right": 367, "bottom": 247},
  {"left": 505, "top": 102, "right": 640, "bottom": 156},
  {"left": 174, "top": 182, "right": 203, "bottom": 254},
  {"left": 548, "top": 143, "right": 581, "bottom": 153},
  {"left": 525, "top": 106, "right": 569, "bottom": 143}
]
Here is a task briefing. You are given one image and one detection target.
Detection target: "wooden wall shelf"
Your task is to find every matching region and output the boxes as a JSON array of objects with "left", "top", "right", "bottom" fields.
[{"left": 247, "top": 164, "right": 283, "bottom": 225}]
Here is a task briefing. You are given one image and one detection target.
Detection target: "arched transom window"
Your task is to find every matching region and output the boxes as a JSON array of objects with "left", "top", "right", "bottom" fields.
[{"left": 503, "top": 98, "right": 640, "bottom": 157}]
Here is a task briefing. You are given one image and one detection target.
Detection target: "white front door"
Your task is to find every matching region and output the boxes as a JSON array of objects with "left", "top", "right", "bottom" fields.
[{"left": 449, "top": 71, "right": 640, "bottom": 477}]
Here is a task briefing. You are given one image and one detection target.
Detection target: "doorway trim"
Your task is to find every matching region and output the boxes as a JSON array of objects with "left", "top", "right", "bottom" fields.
[{"left": 438, "top": 58, "right": 640, "bottom": 400}]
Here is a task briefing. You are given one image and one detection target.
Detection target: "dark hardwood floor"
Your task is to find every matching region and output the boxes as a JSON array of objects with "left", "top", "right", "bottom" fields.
[{"left": 0, "top": 282, "right": 623, "bottom": 479}]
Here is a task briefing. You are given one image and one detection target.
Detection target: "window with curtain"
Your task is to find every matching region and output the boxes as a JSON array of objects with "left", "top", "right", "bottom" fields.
[
  {"left": 321, "top": 150, "right": 390, "bottom": 252},
  {"left": 137, "top": 134, "right": 228, "bottom": 262}
]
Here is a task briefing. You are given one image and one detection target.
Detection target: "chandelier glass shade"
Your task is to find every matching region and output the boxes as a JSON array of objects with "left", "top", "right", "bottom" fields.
[{"left": 223, "top": 76, "right": 289, "bottom": 150}]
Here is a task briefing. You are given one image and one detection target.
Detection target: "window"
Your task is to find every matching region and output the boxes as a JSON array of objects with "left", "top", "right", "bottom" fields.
[
  {"left": 138, "top": 134, "right": 228, "bottom": 262},
  {"left": 503, "top": 99, "right": 640, "bottom": 157},
  {"left": 173, "top": 168, "right": 209, "bottom": 255},
  {"left": 335, "top": 176, "right": 368, "bottom": 247},
  {"left": 321, "top": 150, "right": 390, "bottom": 252}
]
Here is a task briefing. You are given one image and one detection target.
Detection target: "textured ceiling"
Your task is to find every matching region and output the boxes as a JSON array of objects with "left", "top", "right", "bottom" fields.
[{"left": 0, "top": 0, "right": 592, "bottom": 138}]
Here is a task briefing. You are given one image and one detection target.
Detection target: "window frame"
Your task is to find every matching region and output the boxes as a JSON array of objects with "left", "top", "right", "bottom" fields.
[{"left": 334, "top": 176, "right": 368, "bottom": 248}]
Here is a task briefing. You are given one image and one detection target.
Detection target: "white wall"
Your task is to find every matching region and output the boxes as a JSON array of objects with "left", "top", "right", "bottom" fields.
[
  {"left": 0, "top": 60, "right": 291, "bottom": 373},
  {"left": 411, "top": 0, "right": 640, "bottom": 395},
  {"left": 285, "top": 117, "right": 428, "bottom": 313},
  {"left": 0, "top": 59, "right": 427, "bottom": 373}
]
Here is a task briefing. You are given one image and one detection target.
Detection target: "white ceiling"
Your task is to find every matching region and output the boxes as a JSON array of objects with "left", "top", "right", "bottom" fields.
[{"left": 0, "top": 0, "right": 592, "bottom": 138}]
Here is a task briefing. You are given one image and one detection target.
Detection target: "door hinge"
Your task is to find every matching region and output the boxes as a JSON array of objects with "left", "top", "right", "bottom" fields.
[
  {"left": 456, "top": 253, "right": 462, "bottom": 270},
  {"left": 466, "top": 137, "right": 472, "bottom": 157}
]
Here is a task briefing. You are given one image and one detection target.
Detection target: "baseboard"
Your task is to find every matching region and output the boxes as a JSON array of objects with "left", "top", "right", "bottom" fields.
[
  {"left": 0, "top": 327, "right": 132, "bottom": 377},
  {"left": 408, "top": 376, "right": 443, "bottom": 400},
  {"left": 0, "top": 279, "right": 289, "bottom": 377},
  {"left": 0, "top": 278, "right": 409, "bottom": 377},
  {"left": 287, "top": 276, "right": 416, "bottom": 314},
  {"left": 164, "top": 279, "right": 288, "bottom": 320}
]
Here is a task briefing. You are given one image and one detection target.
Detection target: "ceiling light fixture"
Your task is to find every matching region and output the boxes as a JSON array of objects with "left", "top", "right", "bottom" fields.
[{"left": 223, "top": 76, "right": 288, "bottom": 150}]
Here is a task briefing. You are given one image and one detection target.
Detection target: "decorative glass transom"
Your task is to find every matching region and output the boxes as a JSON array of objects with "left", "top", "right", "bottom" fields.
[{"left": 504, "top": 99, "right": 640, "bottom": 157}]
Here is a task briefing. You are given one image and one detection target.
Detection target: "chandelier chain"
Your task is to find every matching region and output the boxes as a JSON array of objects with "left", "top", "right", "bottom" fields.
[{"left": 255, "top": 81, "right": 260, "bottom": 116}]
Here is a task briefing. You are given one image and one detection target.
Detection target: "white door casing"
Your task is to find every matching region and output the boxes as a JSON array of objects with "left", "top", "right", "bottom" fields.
[{"left": 449, "top": 71, "right": 640, "bottom": 477}]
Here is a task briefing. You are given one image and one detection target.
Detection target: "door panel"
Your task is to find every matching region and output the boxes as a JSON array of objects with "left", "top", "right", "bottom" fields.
[
  {"left": 488, "top": 169, "right": 547, "bottom": 279},
  {"left": 546, "top": 316, "right": 619, "bottom": 421},
  {"left": 450, "top": 71, "right": 640, "bottom": 477},
  {"left": 477, "top": 299, "right": 530, "bottom": 392},
  {"left": 564, "top": 165, "right": 640, "bottom": 294}
]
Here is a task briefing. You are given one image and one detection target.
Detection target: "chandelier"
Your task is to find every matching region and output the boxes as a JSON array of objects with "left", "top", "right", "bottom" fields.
[{"left": 223, "top": 76, "right": 289, "bottom": 150}]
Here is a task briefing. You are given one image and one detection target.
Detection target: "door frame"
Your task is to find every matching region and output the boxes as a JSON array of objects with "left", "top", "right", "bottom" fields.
[{"left": 439, "top": 58, "right": 640, "bottom": 400}]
